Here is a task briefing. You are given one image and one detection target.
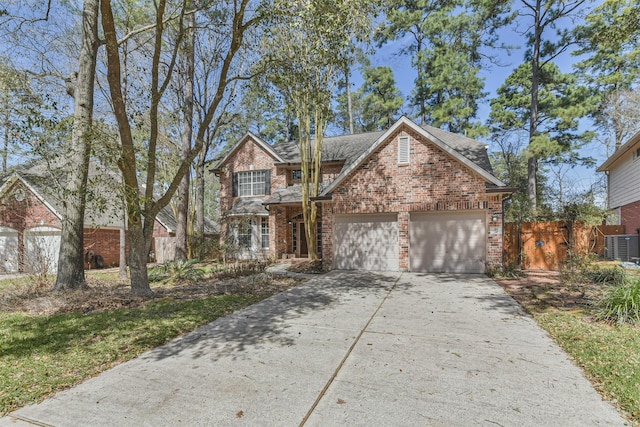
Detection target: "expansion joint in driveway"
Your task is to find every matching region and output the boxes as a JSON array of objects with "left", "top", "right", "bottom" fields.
[{"left": 299, "top": 272, "right": 404, "bottom": 426}]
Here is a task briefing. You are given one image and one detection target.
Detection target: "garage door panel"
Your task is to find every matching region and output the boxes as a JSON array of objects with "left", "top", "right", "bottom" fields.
[
  {"left": 334, "top": 214, "right": 398, "bottom": 271},
  {"left": 0, "top": 227, "right": 19, "bottom": 273},
  {"left": 25, "top": 226, "right": 61, "bottom": 274},
  {"left": 410, "top": 212, "right": 486, "bottom": 273}
]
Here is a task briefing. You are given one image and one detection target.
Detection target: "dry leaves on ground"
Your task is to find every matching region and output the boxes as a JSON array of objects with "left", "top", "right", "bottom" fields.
[
  {"left": 0, "top": 272, "right": 304, "bottom": 316},
  {"left": 494, "top": 270, "right": 609, "bottom": 313}
]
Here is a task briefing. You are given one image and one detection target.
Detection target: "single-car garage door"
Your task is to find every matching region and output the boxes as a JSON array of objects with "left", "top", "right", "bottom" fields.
[
  {"left": 24, "top": 226, "right": 61, "bottom": 274},
  {"left": 334, "top": 214, "right": 399, "bottom": 271},
  {"left": 410, "top": 211, "right": 486, "bottom": 273}
]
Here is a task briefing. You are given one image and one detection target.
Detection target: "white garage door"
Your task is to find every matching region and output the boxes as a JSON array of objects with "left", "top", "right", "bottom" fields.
[
  {"left": 0, "top": 227, "right": 19, "bottom": 273},
  {"left": 25, "top": 226, "right": 61, "bottom": 274},
  {"left": 334, "top": 214, "right": 399, "bottom": 271},
  {"left": 410, "top": 211, "right": 486, "bottom": 273}
]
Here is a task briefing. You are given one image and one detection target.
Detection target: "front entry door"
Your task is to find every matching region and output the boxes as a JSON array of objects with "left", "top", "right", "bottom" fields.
[{"left": 298, "top": 222, "right": 308, "bottom": 257}]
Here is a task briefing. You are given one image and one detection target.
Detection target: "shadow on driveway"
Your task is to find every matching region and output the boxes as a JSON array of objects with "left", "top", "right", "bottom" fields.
[{"left": 144, "top": 271, "right": 404, "bottom": 362}]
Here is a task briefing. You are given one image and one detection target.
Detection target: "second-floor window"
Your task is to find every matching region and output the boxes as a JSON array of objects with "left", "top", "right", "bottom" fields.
[{"left": 233, "top": 170, "right": 271, "bottom": 197}]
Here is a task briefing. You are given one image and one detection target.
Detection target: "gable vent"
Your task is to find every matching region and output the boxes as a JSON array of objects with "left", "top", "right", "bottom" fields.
[{"left": 398, "top": 136, "right": 410, "bottom": 164}]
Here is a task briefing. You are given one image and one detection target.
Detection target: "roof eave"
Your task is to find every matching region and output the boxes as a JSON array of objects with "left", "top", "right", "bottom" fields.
[
  {"left": 486, "top": 186, "right": 518, "bottom": 194},
  {"left": 273, "top": 159, "right": 346, "bottom": 168},
  {"left": 597, "top": 130, "right": 640, "bottom": 172}
]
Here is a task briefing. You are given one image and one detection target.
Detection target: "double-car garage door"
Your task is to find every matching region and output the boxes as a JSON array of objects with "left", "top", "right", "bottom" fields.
[{"left": 334, "top": 212, "right": 486, "bottom": 273}]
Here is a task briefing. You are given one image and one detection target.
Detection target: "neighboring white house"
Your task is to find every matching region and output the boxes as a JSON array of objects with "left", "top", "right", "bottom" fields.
[{"left": 597, "top": 131, "right": 640, "bottom": 234}]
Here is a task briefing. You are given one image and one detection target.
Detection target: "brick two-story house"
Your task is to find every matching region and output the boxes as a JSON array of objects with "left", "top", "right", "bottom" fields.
[{"left": 214, "top": 116, "right": 513, "bottom": 273}]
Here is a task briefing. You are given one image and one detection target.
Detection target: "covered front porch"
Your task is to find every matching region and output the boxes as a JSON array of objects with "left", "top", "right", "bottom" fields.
[{"left": 269, "top": 205, "right": 322, "bottom": 260}]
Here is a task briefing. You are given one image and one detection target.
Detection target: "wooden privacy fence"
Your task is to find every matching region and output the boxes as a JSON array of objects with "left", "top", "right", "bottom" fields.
[
  {"left": 153, "top": 237, "right": 176, "bottom": 264},
  {"left": 504, "top": 222, "right": 625, "bottom": 271}
]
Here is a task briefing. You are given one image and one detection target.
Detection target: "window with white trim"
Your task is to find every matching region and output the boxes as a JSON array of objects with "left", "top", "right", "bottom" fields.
[
  {"left": 238, "top": 170, "right": 267, "bottom": 196},
  {"left": 261, "top": 217, "right": 270, "bottom": 249},
  {"left": 634, "top": 147, "right": 640, "bottom": 161},
  {"left": 398, "top": 136, "right": 410, "bottom": 164},
  {"left": 237, "top": 220, "right": 252, "bottom": 248}
]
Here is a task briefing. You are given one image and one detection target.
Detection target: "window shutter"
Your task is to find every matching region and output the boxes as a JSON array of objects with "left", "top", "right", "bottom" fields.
[
  {"left": 265, "top": 170, "right": 271, "bottom": 195},
  {"left": 398, "top": 136, "right": 410, "bottom": 164},
  {"left": 232, "top": 172, "right": 238, "bottom": 197}
]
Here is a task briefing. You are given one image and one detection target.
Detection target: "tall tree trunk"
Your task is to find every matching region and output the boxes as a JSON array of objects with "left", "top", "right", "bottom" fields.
[
  {"left": 3, "top": 106, "right": 8, "bottom": 173},
  {"left": 54, "top": 0, "right": 99, "bottom": 291},
  {"left": 194, "top": 149, "right": 206, "bottom": 241},
  {"left": 345, "top": 67, "right": 354, "bottom": 134},
  {"left": 119, "top": 223, "right": 127, "bottom": 279},
  {"left": 128, "top": 218, "right": 153, "bottom": 295},
  {"left": 175, "top": 9, "right": 195, "bottom": 261},
  {"left": 527, "top": 0, "right": 542, "bottom": 218}
]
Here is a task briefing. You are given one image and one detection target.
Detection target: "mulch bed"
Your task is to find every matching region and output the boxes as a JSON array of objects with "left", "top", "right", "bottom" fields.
[
  {"left": 286, "top": 260, "right": 325, "bottom": 274},
  {"left": 0, "top": 273, "right": 304, "bottom": 316},
  {"left": 493, "top": 270, "right": 608, "bottom": 313}
]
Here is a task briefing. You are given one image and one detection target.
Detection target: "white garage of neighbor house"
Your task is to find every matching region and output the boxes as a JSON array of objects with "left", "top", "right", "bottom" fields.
[{"left": 0, "top": 166, "right": 126, "bottom": 274}]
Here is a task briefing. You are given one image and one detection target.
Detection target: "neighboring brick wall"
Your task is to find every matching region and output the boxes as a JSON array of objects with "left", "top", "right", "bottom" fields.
[
  {"left": 0, "top": 180, "right": 176, "bottom": 269},
  {"left": 621, "top": 200, "right": 640, "bottom": 234},
  {"left": 325, "top": 125, "right": 504, "bottom": 270},
  {"left": 0, "top": 181, "right": 61, "bottom": 231},
  {"left": 84, "top": 228, "right": 125, "bottom": 268}
]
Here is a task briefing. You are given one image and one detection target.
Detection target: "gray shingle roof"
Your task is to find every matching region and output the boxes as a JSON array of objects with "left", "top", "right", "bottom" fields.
[
  {"left": 271, "top": 125, "right": 494, "bottom": 176},
  {"left": 228, "top": 198, "right": 269, "bottom": 216},
  {"left": 156, "top": 205, "right": 219, "bottom": 235},
  {"left": 420, "top": 125, "right": 494, "bottom": 174},
  {"left": 2, "top": 161, "right": 219, "bottom": 233},
  {"left": 273, "top": 131, "right": 385, "bottom": 165},
  {"left": 263, "top": 183, "right": 331, "bottom": 205},
  {"left": 18, "top": 161, "right": 125, "bottom": 228}
]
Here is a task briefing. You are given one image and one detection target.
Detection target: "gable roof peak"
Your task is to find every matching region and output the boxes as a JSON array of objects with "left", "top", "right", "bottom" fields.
[
  {"left": 213, "top": 132, "right": 284, "bottom": 171},
  {"left": 320, "top": 116, "right": 506, "bottom": 196}
]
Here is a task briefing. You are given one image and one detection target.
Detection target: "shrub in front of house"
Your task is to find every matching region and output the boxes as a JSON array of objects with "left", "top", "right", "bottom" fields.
[{"left": 596, "top": 276, "right": 640, "bottom": 326}]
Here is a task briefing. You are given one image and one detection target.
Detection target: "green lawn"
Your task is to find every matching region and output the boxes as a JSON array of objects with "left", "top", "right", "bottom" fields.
[
  {"left": 0, "top": 293, "right": 267, "bottom": 414},
  {"left": 536, "top": 310, "right": 640, "bottom": 423}
]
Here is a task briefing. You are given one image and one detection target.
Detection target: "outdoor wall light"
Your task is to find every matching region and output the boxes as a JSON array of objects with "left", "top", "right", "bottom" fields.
[{"left": 492, "top": 212, "right": 501, "bottom": 222}]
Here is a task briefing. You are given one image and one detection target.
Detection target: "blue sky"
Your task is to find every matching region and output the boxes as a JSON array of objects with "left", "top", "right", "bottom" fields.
[{"left": 358, "top": 12, "right": 610, "bottom": 204}]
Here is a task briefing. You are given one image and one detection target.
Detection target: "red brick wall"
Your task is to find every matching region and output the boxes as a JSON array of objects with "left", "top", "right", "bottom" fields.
[
  {"left": 0, "top": 181, "right": 61, "bottom": 231},
  {"left": 326, "top": 125, "right": 504, "bottom": 270},
  {"left": 621, "top": 200, "right": 640, "bottom": 234},
  {"left": 84, "top": 228, "right": 124, "bottom": 268}
]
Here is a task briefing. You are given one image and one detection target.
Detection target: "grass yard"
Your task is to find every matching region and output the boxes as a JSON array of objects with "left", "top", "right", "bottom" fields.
[
  {"left": 0, "top": 266, "right": 304, "bottom": 415},
  {"left": 537, "top": 312, "right": 640, "bottom": 422},
  {"left": 495, "top": 268, "right": 640, "bottom": 425}
]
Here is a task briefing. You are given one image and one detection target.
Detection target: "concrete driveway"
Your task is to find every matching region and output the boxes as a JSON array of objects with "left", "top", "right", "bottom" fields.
[{"left": 2, "top": 271, "right": 628, "bottom": 426}]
